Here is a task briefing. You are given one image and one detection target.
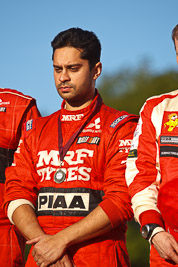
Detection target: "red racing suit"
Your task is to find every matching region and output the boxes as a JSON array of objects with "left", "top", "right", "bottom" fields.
[
  {"left": 4, "top": 92, "right": 138, "bottom": 267},
  {"left": 126, "top": 89, "right": 178, "bottom": 266},
  {"left": 0, "top": 88, "right": 40, "bottom": 267}
]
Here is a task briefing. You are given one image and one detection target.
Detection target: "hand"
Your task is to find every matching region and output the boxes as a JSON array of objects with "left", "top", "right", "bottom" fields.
[
  {"left": 49, "top": 254, "right": 75, "bottom": 267},
  {"left": 152, "top": 231, "right": 178, "bottom": 264},
  {"left": 26, "top": 234, "right": 71, "bottom": 267}
]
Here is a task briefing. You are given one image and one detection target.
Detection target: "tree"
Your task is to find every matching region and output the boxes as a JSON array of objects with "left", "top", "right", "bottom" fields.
[{"left": 99, "top": 65, "right": 178, "bottom": 115}]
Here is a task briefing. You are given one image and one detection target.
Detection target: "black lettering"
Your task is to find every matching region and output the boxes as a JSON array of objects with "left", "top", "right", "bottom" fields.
[
  {"left": 39, "top": 196, "right": 47, "bottom": 209},
  {"left": 69, "top": 196, "right": 85, "bottom": 209},
  {"left": 160, "top": 146, "right": 178, "bottom": 158},
  {"left": 48, "top": 195, "right": 53, "bottom": 208},
  {"left": 53, "top": 196, "right": 67, "bottom": 208}
]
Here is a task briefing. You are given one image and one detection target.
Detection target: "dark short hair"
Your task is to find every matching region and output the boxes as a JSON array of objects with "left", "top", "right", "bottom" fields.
[
  {"left": 51, "top": 27, "right": 101, "bottom": 69},
  {"left": 172, "top": 24, "right": 178, "bottom": 48}
]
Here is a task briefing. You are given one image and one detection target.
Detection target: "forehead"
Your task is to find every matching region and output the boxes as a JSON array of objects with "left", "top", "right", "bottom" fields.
[{"left": 53, "top": 47, "right": 84, "bottom": 65}]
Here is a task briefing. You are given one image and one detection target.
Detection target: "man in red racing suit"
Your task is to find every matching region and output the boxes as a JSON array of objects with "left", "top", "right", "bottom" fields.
[
  {"left": 4, "top": 91, "right": 138, "bottom": 267},
  {"left": 0, "top": 88, "right": 40, "bottom": 266},
  {"left": 126, "top": 89, "right": 178, "bottom": 266}
]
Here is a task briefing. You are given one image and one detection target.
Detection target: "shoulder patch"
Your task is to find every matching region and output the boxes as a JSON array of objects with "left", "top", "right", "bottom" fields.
[
  {"left": 26, "top": 119, "right": 33, "bottom": 131},
  {"left": 110, "top": 115, "right": 129, "bottom": 128}
]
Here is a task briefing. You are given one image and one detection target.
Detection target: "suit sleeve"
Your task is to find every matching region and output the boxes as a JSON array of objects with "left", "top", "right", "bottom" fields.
[
  {"left": 126, "top": 102, "right": 164, "bottom": 228},
  {"left": 99, "top": 118, "right": 138, "bottom": 227},
  {"left": 21, "top": 98, "right": 41, "bottom": 130},
  {"left": 3, "top": 120, "right": 39, "bottom": 214}
]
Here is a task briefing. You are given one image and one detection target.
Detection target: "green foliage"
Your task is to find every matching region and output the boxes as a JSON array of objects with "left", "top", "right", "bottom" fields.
[
  {"left": 127, "top": 220, "right": 149, "bottom": 267},
  {"left": 99, "top": 65, "right": 178, "bottom": 115},
  {"left": 25, "top": 245, "right": 31, "bottom": 261}
]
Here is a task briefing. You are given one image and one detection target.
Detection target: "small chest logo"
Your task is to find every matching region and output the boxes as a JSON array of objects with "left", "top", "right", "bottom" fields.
[
  {"left": 77, "top": 136, "right": 100, "bottom": 145},
  {"left": 26, "top": 119, "right": 33, "bottom": 131},
  {"left": 61, "top": 114, "right": 84, "bottom": 121},
  {"left": 164, "top": 113, "right": 178, "bottom": 132},
  {"left": 86, "top": 117, "right": 101, "bottom": 130},
  {"left": 83, "top": 118, "right": 101, "bottom": 133},
  {"left": 0, "top": 99, "right": 10, "bottom": 105},
  {"left": 0, "top": 107, "right": 6, "bottom": 112}
]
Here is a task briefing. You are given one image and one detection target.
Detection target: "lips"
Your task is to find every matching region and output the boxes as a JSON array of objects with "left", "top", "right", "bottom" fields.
[{"left": 59, "top": 86, "right": 72, "bottom": 93}]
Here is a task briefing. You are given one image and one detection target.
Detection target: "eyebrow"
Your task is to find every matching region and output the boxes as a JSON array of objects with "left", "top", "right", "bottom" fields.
[{"left": 53, "top": 63, "right": 82, "bottom": 68}]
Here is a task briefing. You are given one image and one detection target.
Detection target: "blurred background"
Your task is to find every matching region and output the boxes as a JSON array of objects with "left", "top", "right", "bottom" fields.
[{"left": 1, "top": 1, "right": 178, "bottom": 266}]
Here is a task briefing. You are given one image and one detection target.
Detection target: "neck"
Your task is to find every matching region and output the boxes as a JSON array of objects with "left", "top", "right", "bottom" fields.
[
  {"left": 65, "top": 99, "right": 93, "bottom": 111},
  {"left": 65, "top": 90, "right": 96, "bottom": 111}
]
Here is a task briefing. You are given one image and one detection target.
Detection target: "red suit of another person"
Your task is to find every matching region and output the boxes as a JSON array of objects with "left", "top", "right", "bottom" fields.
[
  {"left": 0, "top": 88, "right": 40, "bottom": 266},
  {"left": 126, "top": 89, "right": 178, "bottom": 266}
]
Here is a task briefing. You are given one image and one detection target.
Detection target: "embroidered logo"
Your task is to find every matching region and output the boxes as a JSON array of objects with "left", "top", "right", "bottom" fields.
[
  {"left": 0, "top": 99, "right": 10, "bottom": 105},
  {"left": 0, "top": 107, "right": 6, "bottom": 112},
  {"left": 110, "top": 115, "right": 129, "bottom": 128},
  {"left": 83, "top": 118, "right": 101, "bottom": 133},
  {"left": 77, "top": 136, "right": 100, "bottom": 145},
  {"left": 61, "top": 114, "right": 84, "bottom": 121},
  {"left": 86, "top": 117, "right": 101, "bottom": 130},
  {"left": 26, "top": 119, "right": 33, "bottom": 131},
  {"left": 164, "top": 113, "right": 178, "bottom": 132}
]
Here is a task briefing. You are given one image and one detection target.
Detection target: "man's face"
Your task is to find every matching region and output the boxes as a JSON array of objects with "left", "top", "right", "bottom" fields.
[
  {"left": 175, "top": 38, "right": 178, "bottom": 65},
  {"left": 53, "top": 47, "right": 101, "bottom": 110}
]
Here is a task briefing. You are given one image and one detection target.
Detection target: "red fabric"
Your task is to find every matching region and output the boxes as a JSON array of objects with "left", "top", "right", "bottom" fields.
[
  {"left": 0, "top": 88, "right": 40, "bottom": 150},
  {"left": 0, "top": 225, "right": 25, "bottom": 267},
  {"left": 4, "top": 92, "right": 138, "bottom": 266},
  {"left": 139, "top": 210, "right": 164, "bottom": 228},
  {"left": 158, "top": 179, "right": 178, "bottom": 241},
  {"left": 26, "top": 228, "right": 131, "bottom": 267},
  {"left": 99, "top": 197, "right": 130, "bottom": 228}
]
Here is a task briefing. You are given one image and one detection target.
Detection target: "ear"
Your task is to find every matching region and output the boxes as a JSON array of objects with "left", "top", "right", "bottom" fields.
[{"left": 93, "top": 62, "right": 102, "bottom": 80}]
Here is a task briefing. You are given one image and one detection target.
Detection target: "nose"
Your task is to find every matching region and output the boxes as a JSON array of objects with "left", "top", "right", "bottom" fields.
[{"left": 59, "top": 69, "right": 70, "bottom": 82}]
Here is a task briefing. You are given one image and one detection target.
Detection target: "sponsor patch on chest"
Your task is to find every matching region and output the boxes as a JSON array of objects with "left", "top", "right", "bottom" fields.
[
  {"left": 61, "top": 114, "right": 84, "bottom": 121},
  {"left": 162, "top": 112, "right": 178, "bottom": 134},
  {"left": 83, "top": 117, "right": 101, "bottom": 133},
  {"left": 160, "top": 146, "right": 178, "bottom": 158},
  {"left": 76, "top": 136, "right": 100, "bottom": 145},
  {"left": 39, "top": 192, "right": 89, "bottom": 211},
  {"left": 36, "top": 187, "right": 104, "bottom": 217},
  {"left": 160, "top": 136, "right": 178, "bottom": 145},
  {"left": 36, "top": 149, "right": 94, "bottom": 182},
  {"left": 160, "top": 112, "right": 178, "bottom": 158}
]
